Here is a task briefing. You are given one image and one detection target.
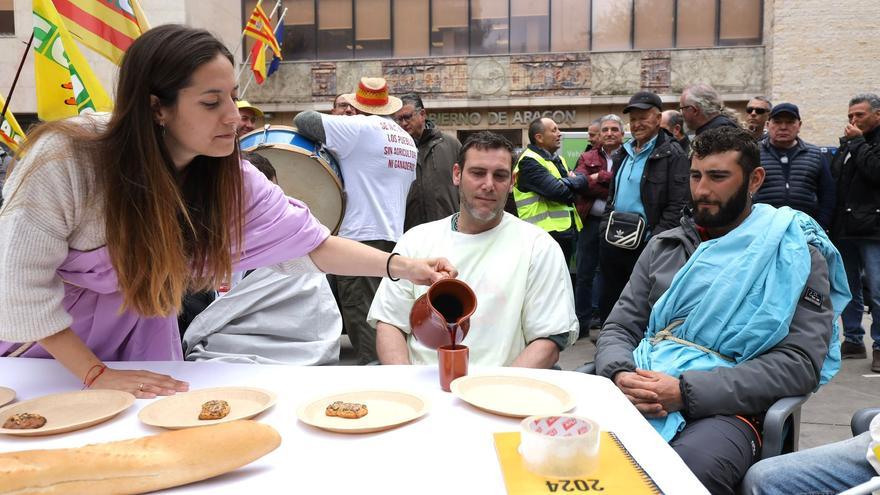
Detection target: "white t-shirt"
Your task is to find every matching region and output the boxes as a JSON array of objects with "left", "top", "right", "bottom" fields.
[
  {"left": 322, "top": 114, "right": 417, "bottom": 242},
  {"left": 367, "top": 213, "right": 578, "bottom": 366}
]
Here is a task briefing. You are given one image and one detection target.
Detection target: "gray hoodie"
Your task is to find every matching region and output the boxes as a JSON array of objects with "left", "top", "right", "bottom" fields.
[{"left": 595, "top": 212, "right": 833, "bottom": 419}]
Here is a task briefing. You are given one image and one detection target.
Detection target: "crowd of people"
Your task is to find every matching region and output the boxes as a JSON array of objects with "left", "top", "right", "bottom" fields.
[{"left": 0, "top": 23, "right": 878, "bottom": 495}]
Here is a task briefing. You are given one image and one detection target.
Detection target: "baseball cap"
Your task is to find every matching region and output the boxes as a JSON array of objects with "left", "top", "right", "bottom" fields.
[
  {"left": 769, "top": 102, "right": 800, "bottom": 120},
  {"left": 623, "top": 91, "right": 663, "bottom": 113}
]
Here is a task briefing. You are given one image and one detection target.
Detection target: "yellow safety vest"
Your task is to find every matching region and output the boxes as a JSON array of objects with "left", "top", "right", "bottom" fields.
[{"left": 513, "top": 148, "right": 583, "bottom": 233}]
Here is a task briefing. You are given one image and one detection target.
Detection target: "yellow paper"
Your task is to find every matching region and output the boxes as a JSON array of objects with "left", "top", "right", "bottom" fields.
[{"left": 494, "top": 431, "right": 662, "bottom": 495}]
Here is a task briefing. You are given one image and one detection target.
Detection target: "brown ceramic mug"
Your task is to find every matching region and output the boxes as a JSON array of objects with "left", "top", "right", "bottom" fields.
[{"left": 438, "top": 344, "right": 469, "bottom": 392}]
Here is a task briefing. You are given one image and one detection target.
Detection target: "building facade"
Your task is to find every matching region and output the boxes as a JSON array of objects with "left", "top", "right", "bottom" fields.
[{"left": 1, "top": 0, "right": 878, "bottom": 145}]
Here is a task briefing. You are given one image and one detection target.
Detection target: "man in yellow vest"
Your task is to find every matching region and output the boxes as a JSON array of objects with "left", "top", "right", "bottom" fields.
[{"left": 513, "top": 117, "right": 585, "bottom": 264}]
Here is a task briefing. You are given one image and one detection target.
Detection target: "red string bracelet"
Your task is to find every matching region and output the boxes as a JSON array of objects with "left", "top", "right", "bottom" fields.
[{"left": 82, "top": 364, "right": 107, "bottom": 389}]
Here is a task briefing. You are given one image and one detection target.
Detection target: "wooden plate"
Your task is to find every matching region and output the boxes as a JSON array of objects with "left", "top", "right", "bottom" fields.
[
  {"left": 297, "top": 390, "right": 429, "bottom": 434},
  {"left": 138, "top": 387, "right": 276, "bottom": 429},
  {"left": 0, "top": 390, "right": 135, "bottom": 436},
  {"left": 0, "top": 387, "right": 14, "bottom": 408},
  {"left": 450, "top": 375, "right": 575, "bottom": 418}
]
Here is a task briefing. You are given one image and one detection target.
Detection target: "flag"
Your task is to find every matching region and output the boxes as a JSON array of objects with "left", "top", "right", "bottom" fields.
[
  {"left": 266, "top": 20, "right": 284, "bottom": 79},
  {"left": 250, "top": 39, "right": 267, "bottom": 85},
  {"left": 0, "top": 94, "right": 25, "bottom": 153},
  {"left": 251, "top": 20, "right": 284, "bottom": 85},
  {"left": 52, "top": 0, "right": 149, "bottom": 65},
  {"left": 243, "top": 2, "right": 282, "bottom": 58},
  {"left": 33, "top": 0, "right": 114, "bottom": 121}
]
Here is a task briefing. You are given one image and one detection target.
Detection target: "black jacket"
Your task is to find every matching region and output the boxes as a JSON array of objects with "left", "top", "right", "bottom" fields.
[
  {"left": 755, "top": 138, "right": 835, "bottom": 229},
  {"left": 676, "top": 134, "right": 691, "bottom": 155},
  {"left": 831, "top": 126, "right": 880, "bottom": 241},
  {"left": 695, "top": 114, "right": 739, "bottom": 135},
  {"left": 404, "top": 121, "right": 461, "bottom": 231},
  {"left": 600, "top": 130, "right": 690, "bottom": 236},
  {"left": 516, "top": 144, "right": 587, "bottom": 204}
]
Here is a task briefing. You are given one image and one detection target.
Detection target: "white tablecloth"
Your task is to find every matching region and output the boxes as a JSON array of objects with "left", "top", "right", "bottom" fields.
[{"left": 0, "top": 358, "right": 708, "bottom": 494}]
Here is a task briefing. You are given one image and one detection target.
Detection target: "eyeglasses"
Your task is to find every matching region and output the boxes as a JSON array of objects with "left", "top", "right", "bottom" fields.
[
  {"left": 746, "top": 107, "right": 769, "bottom": 115},
  {"left": 335, "top": 102, "right": 353, "bottom": 110}
]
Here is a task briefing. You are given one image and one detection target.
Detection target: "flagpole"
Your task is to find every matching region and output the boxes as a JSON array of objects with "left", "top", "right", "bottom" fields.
[
  {"left": 231, "top": 0, "right": 261, "bottom": 60},
  {"left": 241, "top": 7, "right": 287, "bottom": 99},
  {"left": 1, "top": 32, "right": 35, "bottom": 123},
  {"left": 235, "top": 0, "right": 282, "bottom": 82}
]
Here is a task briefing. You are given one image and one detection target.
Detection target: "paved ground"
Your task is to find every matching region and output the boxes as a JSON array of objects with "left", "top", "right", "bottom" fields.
[{"left": 341, "top": 313, "right": 878, "bottom": 450}]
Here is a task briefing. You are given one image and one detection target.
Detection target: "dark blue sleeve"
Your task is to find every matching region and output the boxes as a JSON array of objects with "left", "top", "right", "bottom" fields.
[
  {"left": 816, "top": 152, "right": 836, "bottom": 230},
  {"left": 517, "top": 156, "right": 575, "bottom": 203}
]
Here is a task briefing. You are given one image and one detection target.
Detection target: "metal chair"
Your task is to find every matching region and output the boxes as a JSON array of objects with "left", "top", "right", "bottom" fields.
[{"left": 573, "top": 361, "right": 808, "bottom": 459}]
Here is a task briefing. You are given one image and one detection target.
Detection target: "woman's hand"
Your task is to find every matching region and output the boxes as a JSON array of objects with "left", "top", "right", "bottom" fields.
[
  {"left": 91, "top": 368, "right": 189, "bottom": 399},
  {"left": 394, "top": 256, "right": 457, "bottom": 286}
]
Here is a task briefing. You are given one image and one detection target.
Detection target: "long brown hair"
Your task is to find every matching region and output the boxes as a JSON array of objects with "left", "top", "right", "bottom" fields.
[{"left": 14, "top": 25, "right": 243, "bottom": 317}]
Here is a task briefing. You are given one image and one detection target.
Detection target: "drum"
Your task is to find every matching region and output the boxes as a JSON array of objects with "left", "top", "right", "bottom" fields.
[{"left": 240, "top": 125, "right": 345, "bottom": 234}]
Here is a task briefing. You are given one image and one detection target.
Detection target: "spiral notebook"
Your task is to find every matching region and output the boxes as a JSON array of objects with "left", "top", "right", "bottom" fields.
[{"left": 493, "top": 431, "right": 663, "bottom": 495}]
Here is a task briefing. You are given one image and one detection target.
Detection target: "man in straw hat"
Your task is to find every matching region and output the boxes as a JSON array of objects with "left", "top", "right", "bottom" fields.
[
  {"left": 236, "top": 100, "right": 264, "bottom": 135},
  {"left": 295, "top": 77, "right": 418, "bottom": 364}
]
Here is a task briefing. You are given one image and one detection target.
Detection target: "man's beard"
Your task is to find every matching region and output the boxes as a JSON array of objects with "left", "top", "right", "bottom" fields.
[
  {"left": 692, "top": 179, "right": 749, "bottom": 229},
  {"left": 462, "top": 194, "right": 503, "bottom": 223}
]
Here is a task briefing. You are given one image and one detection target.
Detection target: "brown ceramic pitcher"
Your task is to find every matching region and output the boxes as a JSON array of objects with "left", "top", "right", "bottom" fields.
[{"left": 409, "top": 278, "right": 477, "bottom": 350}]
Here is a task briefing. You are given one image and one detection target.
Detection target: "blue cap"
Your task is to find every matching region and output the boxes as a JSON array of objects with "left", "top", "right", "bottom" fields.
[{"left": 769, "top": 102, "right": 800, "bottom": 120}]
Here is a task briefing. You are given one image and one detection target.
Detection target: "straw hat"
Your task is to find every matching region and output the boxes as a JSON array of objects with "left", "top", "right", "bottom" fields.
[
  {"left": 236, "top": 100, "right": 264, "bottom": 118},
  {"left": 342, "top": 77, "right": 402, "bottom": 116}
]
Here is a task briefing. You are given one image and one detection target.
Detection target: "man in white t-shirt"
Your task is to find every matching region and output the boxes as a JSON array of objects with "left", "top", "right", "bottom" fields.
[
  {"left": 368, "top": 131, "right": 577, "bottom": 367},
  {"left": 295, "top": 77, "right": 417, "bottom": 364}
]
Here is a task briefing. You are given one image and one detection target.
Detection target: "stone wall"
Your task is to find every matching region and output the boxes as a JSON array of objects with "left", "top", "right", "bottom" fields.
[
  {"left": 246, "top": 47, "right": 765, "bottom": 113},
  {"left": 767, "top": 0, "right": 880, "bottom": 145}
]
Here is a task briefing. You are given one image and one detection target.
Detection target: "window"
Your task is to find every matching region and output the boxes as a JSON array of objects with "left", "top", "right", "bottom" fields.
[
  {"left": 355, "top": 0, "right": 391, "bottom": 58},
  {"left": 283, "top": 0, "right": 316, "bottom": 60},
  {"left": 676, "top": 0, "right": 716, "bottom": 48},
  {"left": 317, "top": 0, "right": 353, "bottom": 59},
  {"left": 719, "top": 0, "right": 761, "bottom": 45},
  {"left": 470, "top": 0, "right": 508, "bottom": 55},
  {"left": 393, "top": 0, "right": 429, "bottom": 57},
  {"left": 0, "top": 0, "right": 13, "bottom": 35},
  {"left": 510, "top": 0, "right": 548, "bottom": 54},
  {"left": 634, "top": 0, "right": 673, "bottom": 49},
  {"left": 431, "top": 0, "right": 467, "bottom": 55},
  {"left": 550, "top": 0, "right": 589, "bottom": 52},
  {"left": 592, "top": 0, "right": 632, "bottom": 51},
  {"left": 244, "top": 0, "right": 763, "bottom": 61}
]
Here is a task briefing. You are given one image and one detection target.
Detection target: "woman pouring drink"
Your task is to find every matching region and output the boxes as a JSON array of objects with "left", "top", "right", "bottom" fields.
[{"left": 0, "top": 25, "right": 454, "bottom": 397}]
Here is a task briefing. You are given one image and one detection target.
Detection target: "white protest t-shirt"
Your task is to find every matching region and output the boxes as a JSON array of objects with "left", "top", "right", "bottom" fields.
[
  {"left": 322, "top": 114, "right": 417, "bottom": 242},
  {"left": 367, "top": 213, "right": 578, "bottom": 366}
]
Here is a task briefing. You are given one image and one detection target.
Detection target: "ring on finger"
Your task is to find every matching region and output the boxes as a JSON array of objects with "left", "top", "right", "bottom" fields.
[{"left": 138, "top": 383, "right": 144, "bottom": 391}]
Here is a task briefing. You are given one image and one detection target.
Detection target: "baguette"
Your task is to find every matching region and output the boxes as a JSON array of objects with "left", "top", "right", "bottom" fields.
[{"left": 0, "top": 420, "right": 281, "bottom": 494}]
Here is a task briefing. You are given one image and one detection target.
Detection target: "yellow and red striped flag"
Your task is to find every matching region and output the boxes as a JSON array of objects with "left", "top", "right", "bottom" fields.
[
  {"left": 52, "top": 0, "right": 149, "bottom": 65},
  {"left": 250, "top": 39, "right": 268, "bottom": 85},
  {"left": 33, "top": 0, "right": 114, "bottom": 121},
  {"left": 243, "top": 2, "right": 282, "bottom": 58},
  {"left": 0, "top": 94, "right": 25, "bottom": 153},
  {"left": 250, "top": 19, "right": 284, "bottom": 86}
]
